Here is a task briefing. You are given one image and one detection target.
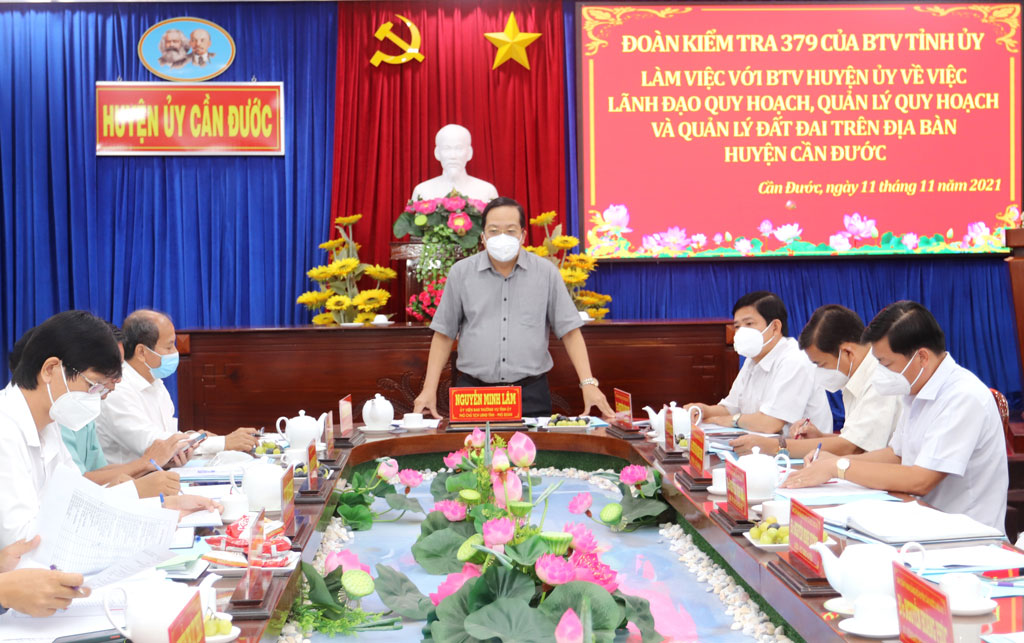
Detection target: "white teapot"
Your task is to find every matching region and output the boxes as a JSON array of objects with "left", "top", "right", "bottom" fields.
[
  {"left": 735, "top": 446, "right": 791, "bottom": 500},
  {"left": 361, "top": 394, "right": 394, "bottom": 430},
  {"left": 276, "top": 409, "right": 326, "bottom": 449},
  {"left": 812, "top": 541, "right": 906, "bottom": 604},
  {"left": 104, "top": 582, "right": 196, "bottom": 643},
  {"left": 242, "top": 459, "right": 284, "bottom": 512}
]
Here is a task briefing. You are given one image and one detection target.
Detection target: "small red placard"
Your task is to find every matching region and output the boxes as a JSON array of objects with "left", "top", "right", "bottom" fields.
[
  {"left": 613, "top": 388, "right": 634, "bottom": 430},
  {"left": 893, "top": 562, "right": 954, "bottom": 643},
  {"left": 307, "top": 442, "right": 319, "bottom": 487},
  {"left": 448, "top": 386, "right": 522, "bottom": 422},
  {"left": 167, "top": 591, "right": 205, "bottom": 643},
  {"left": 323, "top": 410, "right": 338, "bottom": 461},
  {"left": 281, "top": 466, "right": 295, "bottom": 537},
  {"left": 339, "top": 395, "right": 353, "bottom": 436},
  {"left": 725, "top": 460, "right": 748, "bottom": 520},
  {"left": 789, "top": 499, "right": 824, "bottom": 575},
  {"left": 690, "top": 426, "right": 707, "bottom": 477}
]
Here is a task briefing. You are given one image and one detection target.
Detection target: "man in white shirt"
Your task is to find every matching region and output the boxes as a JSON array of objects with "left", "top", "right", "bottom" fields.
[
  {"left": 783, "top": 301, "right": 1008, "bottom": 532},
  {"left": 686, "top": 291, "right": 832, "bottom": 434},
  {"left": 96, "top": 310, "right": 257, "bottom": 464},
  {"left": 731, "top": 305, "right": 902, "bottom": 457}
]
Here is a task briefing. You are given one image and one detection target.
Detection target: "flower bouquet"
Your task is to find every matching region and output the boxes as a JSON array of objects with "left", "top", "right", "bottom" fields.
[
  {"left": 297, "top": 214, "right": 397, "bottom": 326},
  {"left": 393, "top": 190, "right": 488, "bottom": 284},
  {"left": 524, "top": 211, "right": 613, "bottom": 321}
]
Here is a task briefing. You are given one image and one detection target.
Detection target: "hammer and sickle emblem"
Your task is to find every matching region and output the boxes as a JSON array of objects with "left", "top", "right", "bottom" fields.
[{"left": 370, "top": 15, "right": 425, "bottom": 67}]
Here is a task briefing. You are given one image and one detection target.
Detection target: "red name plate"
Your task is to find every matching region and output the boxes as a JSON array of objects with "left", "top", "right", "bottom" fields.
[
  {"left": 339, "top": 395, "right": 354, "bottom": 436},
  {"left": 244, "top": 509, "right": 268, "bottom": 595},
  {"left": 690, "top": 426, "right": 707, "bottom": 477},
  {"left": 167, "top": 591, "right": 205, "bottom": 643},
  {"left": 664, "top": 406, "right": 678, "bottom": 452},
  {"left": 307, "top": 442, "right": 319, "bottom": 486},
  {"left": 725, "top": 460, "right": 748, "bottom": 520},
  {"left": 613, "top": 388, "right": 634, "bottom": 430},
  {"left": 448, "top": 386, "right": 522, "bottom": 422},
  {"left": 281, "top": 465, "right": 295, "bottom": 537},
  {"left": 789, "top": 499, "right": 824, "bottom": 575},
  {"left": 323, "top": 410, "right": 338, "bottom": 460},
  {"left": 893, "top": 562, "right": 954, "bottom": 643}
]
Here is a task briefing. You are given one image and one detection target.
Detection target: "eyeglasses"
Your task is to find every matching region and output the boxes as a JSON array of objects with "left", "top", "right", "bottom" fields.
[
  {"left": 70, "top": 367, "right": 118, "bottom": 396},
  {"left": 485, "top": 226, "right": 522, "bottom": 237}
]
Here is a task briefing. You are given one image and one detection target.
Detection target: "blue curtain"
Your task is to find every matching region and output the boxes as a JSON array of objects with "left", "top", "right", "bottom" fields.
[{"left": 0, "top": 3, "right": 337, "bottom": 395}]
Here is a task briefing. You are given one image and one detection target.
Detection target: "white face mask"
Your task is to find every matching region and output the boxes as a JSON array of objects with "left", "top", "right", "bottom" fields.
[
  {"left": 734, "top": 324, "right": 773, "bottom": 358},
  {"left": 871, "top": 351, "right": 924, "bottom": 397},
  {"left": 47, "top": 364, "right": 103, "bottom": 431},
  {"left": 485, "top": 234, "right": 521, "bottom": 263},
  {"left": 815, "top": 350, "right": 853, "bottom": 393}
]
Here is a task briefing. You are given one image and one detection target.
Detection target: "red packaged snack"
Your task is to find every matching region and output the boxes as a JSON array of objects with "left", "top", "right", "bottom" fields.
[{"left": 225, "top": 514, "right": 252, "bottom": 539}]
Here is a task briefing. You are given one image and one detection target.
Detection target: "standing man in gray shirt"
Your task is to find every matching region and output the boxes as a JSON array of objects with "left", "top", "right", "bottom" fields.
[{"left": 413, "top": 197, "right": 614, "bottom": 419}]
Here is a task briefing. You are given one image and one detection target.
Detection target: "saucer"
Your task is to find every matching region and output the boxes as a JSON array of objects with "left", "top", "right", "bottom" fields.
[
  {"left": 822, "top": 597, "right": 855, "bottom": 616},
  {"left": 397, "top": 423, "right": 430, "bottom": 431},
  {"left": 837, "top": 617, "right": 900, "bottom": 639},
  {"left": 360, "top": 424, "right": 395, "bottom": 434},
  {"left": 371, "top": 321, "right": 395, "bottom": 326},
  {"left": 339, "top": 322, "right": 363, "bottom": 328},
  {"left": 706, "top": 484, "right": 727, "bottom": 495},
  {"left": 950, "top": 596, "right": 997, "bottom": 616}
]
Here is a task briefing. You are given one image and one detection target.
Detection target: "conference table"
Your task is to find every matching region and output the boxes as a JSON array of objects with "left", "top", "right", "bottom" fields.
[{"left": 214, "top": 425, "right": 1021, "bottom": 642}]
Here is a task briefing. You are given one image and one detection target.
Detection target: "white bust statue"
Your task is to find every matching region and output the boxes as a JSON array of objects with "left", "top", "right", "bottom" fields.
[{"left": 409, "top": 124, "right": 499, "bottom": 203}]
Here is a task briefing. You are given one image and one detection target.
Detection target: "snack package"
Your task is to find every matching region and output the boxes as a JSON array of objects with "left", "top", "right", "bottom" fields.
[
  {"left": 263, "top": 520, "right": 285, "bottom": 540},
  {"left": 225, "top": 514, "right": 252, "bottom": 540},
  {"left": 261, "top": 537, "right": 292, "bottom": 558},
  {"left": 204, "top": 535, "right": 249, "bottom": 553},
  {"left": 202, "top": 550, "right": 249, "bottom": 568}
]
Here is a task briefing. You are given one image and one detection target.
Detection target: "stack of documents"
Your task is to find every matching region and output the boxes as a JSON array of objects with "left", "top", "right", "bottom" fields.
[
  {"left": 815, "top": 499, "right": 1004, "bottom": 544},
  {"left": 775, "top": 480, "right": 897, "bottom": 506}
]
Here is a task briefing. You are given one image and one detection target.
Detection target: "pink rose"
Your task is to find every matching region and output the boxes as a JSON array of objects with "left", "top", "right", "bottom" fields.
[
  {"left": 491, "top": 447, "right": 510, "bottom": 472},
  {"left": 491, "top": 470, "right": 523, "bottom": 509},
  {"left": 563, "top": 522, "right": 598, "bottom": 554},
  {"left": 535, "top": 554, "right": 576, "bottom": 586},
  {"left": 429, "top": 563, "right": 481, "bottom": 606},
  {"left": 619, "top": 464, "right": 648, "bottom": 486},
  {"left": 398, "top": 469, "right": 423, "bottom": 488},
  {"left": 464, "top": 428, "right": 485, "bottom": 449},
  {"left": 324, "top": 549, "right": 370, "bottom": 575},
  {"left": 555, "top": 608, "right": 584, "bottom": 643},
  {"left": 443, "top": 449, "right": 468, "bottom": 470},
  {"left": 507, "top": 432, "right": 537, "bottom": 468},
  {"left": 376, "top": 458, "right": 399, "bottom": 480},
  {"left": 432, "top": 500, "right": 467, "bottom": 522},
  {"left": 568, "top": 492, "right": 592, "bottom": 515},
  {"left": 482, "top": 517, "right": 515, "bottom": 548}
]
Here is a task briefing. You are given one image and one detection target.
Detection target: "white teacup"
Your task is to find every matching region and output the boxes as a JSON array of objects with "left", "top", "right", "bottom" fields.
[
  {"left": 939, "top": 572, "right": 989, "bottom": 606},
  {"left": 373, "top": 314, "right": 388, "bottom": 324},
  {"left": 105, "top": 583, "right": 196, "bottom": 643},
  {"left": 284, "top": 447, "right": 308, "bottom": 467},
  {"left": 852, "top": 593, "right": 899, "bottom": 628},
  {"left": 402, "top": 412, "right": 424, "bottom": 428},
  {"left": 221, "top": 493, "right": 249, "bottom": 522},
  {"left": 761, "top": 499, "right": 790, "bottom": 525},
  {"left": 711, "top": 467, "right": 726, "bottom": 491}
]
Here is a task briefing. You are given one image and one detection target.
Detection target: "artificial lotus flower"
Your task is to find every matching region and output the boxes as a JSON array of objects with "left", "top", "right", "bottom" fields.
[
  {"left": 324, "top": 549, "right": 371, "bottom": 575},
  {"left": 562, "top": 522, "right": 598, "bottom": 554},
  {"left": 398, "top": 469, "right": 423, "bottom": 488},
  {"left": 491, "top": 447, "right": 510, "bottom": 471},
  {"left": 555, "top": 608, "right": 584, "bottom": 643},
  {"left": 507, "top": 432, "right": 537, "bottom": 468},
  {"left": 570, "top": 550, "right": 619, "bottom": 593},
  {"left": 482, "top": 517, "right": 515, "bottom": 548},
  {"left": 491, "top": 470, "right": 523, "bottom": 509},
  {"left": 568, "top": 492, "right": 592, "bottom": 515},
  {"left": 428, "top": 563, "right": 481, "bottom": 606},
  {"left": 376, "top": 458, "right": 399, "bottom": 480},
  {"left": 535, "top": 554, "right": 576, "bottom": 586},
  {"left": 432, "top": 500, "right": 467, "bottom": 522},
  {"left": 464, "top": 428, "right": 486, "bottom": 448},
  {"left": 443, "top": 448, "right": 468, "bottom": 470},
  {"left": 619, "top": 464, "right": 648, "bottom": 486}
]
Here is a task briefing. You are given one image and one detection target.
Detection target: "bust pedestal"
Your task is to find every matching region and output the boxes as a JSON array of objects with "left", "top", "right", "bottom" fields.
[{"left": 390, "top": 240, "right": 424, "bottom": 323}]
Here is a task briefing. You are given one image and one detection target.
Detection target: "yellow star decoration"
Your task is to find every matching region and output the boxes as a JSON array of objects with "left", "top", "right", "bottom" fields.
[{"left": 484, "top": 12, "right": 541, "bottom": 70}]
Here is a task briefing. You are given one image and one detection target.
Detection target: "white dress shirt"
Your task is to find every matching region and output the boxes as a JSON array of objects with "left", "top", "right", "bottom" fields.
[
  {"left": 837, "top": 352, "right": 904, "bottom": 452},
  {"left": 889, "top": 354, "right": 1007, "bottom": 531},
  {"left": 719, "top": 337, "right": 833, "bottom": 432},
  {"left": 95, "top": 362, "right": 224, "bottom": 464},
  {"left": 0, "top": 385, "right": 81, "bottom": 548}
]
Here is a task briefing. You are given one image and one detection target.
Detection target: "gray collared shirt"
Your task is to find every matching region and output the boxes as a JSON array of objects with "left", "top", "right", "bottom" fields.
[{"left": 430, "top": 250, "right": 584, "bottom": 383}]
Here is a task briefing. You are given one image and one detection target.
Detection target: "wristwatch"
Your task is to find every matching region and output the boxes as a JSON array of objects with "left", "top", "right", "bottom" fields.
[
  {"left": 732, "top": 413, "right": 741, "bottom": 428},
  {"left": 579, "top": 378, "right": 599, "bottom": 388},
  {"left": 776, "top": 434, "right": 789, "bottom": 458},
  {"left": 836, "top": 457, "right": 851, "bottom": 480}
]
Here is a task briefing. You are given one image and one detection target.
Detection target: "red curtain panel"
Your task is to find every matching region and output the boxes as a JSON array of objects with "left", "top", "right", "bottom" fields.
[{"left": 330, "top": 0, "right": 567, "bottom": 270}]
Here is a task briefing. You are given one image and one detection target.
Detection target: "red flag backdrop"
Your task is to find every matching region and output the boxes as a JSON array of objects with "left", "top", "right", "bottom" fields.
[{"left": 330, "top": 0, "right": 567, "bottom": 274}]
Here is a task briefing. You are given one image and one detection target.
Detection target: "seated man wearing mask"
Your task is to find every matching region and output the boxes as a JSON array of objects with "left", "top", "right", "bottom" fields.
[
  {"left": 413, "top": 197, "right": 614, "bottom": 419},
  {"left": 686, "top": 291, "right": 832, "bottom": 434},
  {"left": 0, "top": 310, "right": 218, "bottom": 548},
  {"left": 731, "top": 305, "right": 902, "bottom": 457},
  {"left": 6, "top": 326, "right": 183, "bottom": 498},
  {"left": 96, "top": 309, "right": 257, "bottom": 464},
  {"left": 783, "top": 301, "right": 1007, "bottom": 532}
]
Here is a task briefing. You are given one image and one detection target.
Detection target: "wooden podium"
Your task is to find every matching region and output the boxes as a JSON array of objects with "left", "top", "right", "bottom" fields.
[
  {"left": 390, "top": 240, "right": 423, "bottom": 324},
  {"left": 1006, "top": 228, "right": 1024, "bottom": 406}
]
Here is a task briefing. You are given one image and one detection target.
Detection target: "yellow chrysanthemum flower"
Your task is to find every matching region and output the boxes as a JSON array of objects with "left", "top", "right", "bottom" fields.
[
  {"left": 355, "top": 312, "right": 376, "bottom": 325},
  {"left": 312, "top": 312, "right": 336, "bottom": 326},
  {"left": 529, "top": 211, "right": 557, "bottom": 226},
  {"left": 364, "top": 265, "right": 397, "bottom": 281},
  {"left": 335, "top": 214, "right": 363, "bottom": 226},
  {"left": 318, "top": 238, "right": 346, "bottom": 252},
  {"left": 587, "top": 307, "right": 610, "bottom": 320},
  {"left": 326, "top": 295, "right": 352, "bottom": 311},
  {"left": 328, "top": 257, "right": 360, "bottom": 278},
  {"left": 523, "top": 245, "right": 549, "bottom": 258},
  {"left": 551, "top": 235, "right": 580, "bottom": 250},
  {"left": 560, "top": 267, "right": 588, "bottom": 286},
  {"left": 352, "top": 288, "right": 390, "bottom": 312},
  {"left": 564, "top": 253, "right": 597, "bottom": 272},
  {"left": 306, "top": 265, "right": 333, "bottom": 281}
]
